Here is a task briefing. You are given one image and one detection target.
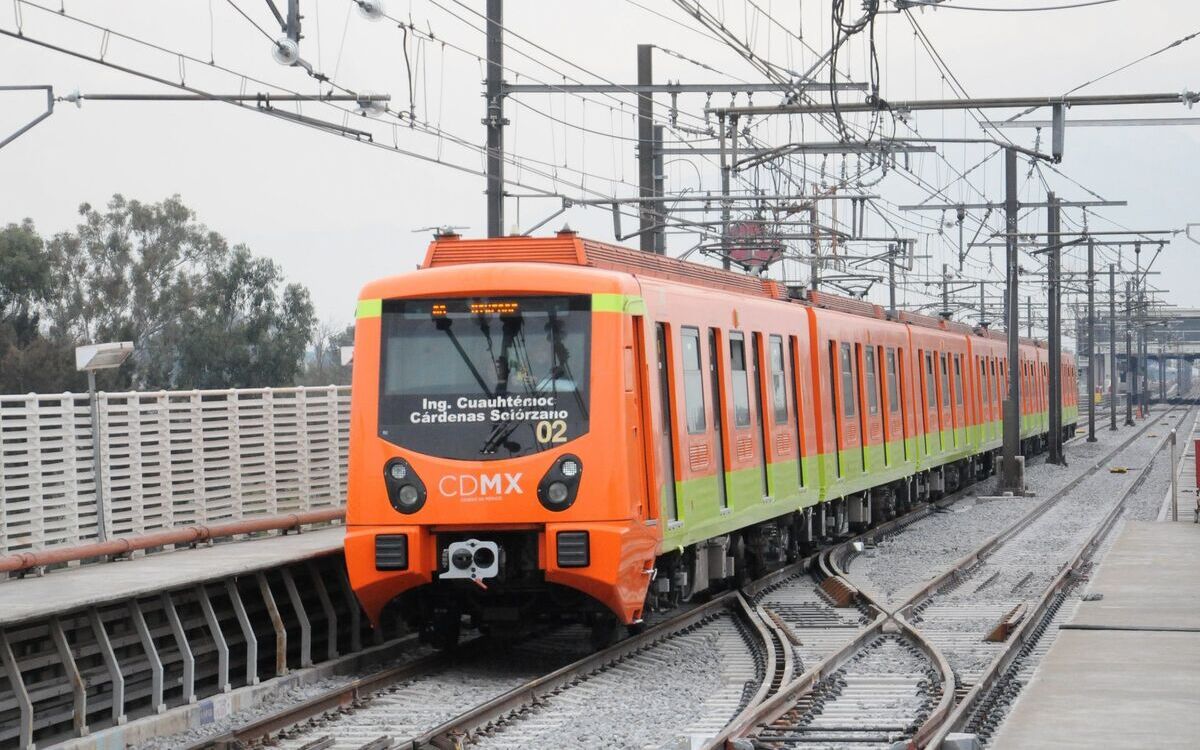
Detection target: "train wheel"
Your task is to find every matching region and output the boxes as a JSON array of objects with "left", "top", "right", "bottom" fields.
[
  {"left": 428, "top": 608, "right": 462, "bottom": 651},
  {"left": 590, "top": 614, "right": 622, "bottom": 650}
]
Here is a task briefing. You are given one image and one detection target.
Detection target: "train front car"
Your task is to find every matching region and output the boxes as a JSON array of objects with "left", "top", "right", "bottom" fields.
[{"left": 345, "top": 235, "right": 657, "bottom": 646}]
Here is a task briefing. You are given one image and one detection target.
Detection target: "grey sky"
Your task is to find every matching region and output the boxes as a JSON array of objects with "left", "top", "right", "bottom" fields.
[{"left": 1, "top": 1, "right": 1197, "bottom": 332}]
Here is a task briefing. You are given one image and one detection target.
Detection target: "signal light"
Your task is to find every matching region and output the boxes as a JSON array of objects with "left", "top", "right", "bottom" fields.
[
  {"left": 384, "top": 458, "right": 426, "bottom": 514},
  {"left": 537, "top": 454, "right": 583, "bottom": 511}
]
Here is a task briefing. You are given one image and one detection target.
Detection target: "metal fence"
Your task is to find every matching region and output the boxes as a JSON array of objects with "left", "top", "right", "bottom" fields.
[{"left": 0, "top": 385, "right": 350, "bottom": 555}]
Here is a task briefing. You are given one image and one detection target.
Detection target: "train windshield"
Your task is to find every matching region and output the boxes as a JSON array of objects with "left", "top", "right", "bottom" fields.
[{"left": 378, "top": 295, "right": 591, "bottom": 460}]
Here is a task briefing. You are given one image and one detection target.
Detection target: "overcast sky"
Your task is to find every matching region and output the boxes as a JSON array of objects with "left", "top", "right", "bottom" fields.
[{"left": 2, "top": 1, "right": 1198, "bottom": 333}]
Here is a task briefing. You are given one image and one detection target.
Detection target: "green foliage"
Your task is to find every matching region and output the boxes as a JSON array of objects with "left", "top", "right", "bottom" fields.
[
  {"left": 298, "top": 322, "right": 355, "bottom": 386},
  {"left": 0, "top": 195, "right": 319, "bottom": 394}
]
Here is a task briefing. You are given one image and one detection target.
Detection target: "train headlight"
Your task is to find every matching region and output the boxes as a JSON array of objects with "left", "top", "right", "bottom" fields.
[
  {"left": 397, "top": 484, "right": 421, "bottom": 507},
  {"left": 546, "top": 481, "right": 570, "bottom": 505},
  {"left": 384, "top": 458, "right": 426, "bottom": 514},
  {"left": 537, "top": 454, "right": 582, "bottom": 512}
]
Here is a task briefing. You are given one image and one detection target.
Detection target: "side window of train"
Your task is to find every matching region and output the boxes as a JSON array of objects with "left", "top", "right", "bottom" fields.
[
  {"left": 886, "top": 348, "right": 900, "bottom": 414},
  {"left": 864, "top": 345, "right": 880, "bottom": 416},
  {"left": 681, "top": 327, "right": 706, "bottom": 434},
  {"left": 953, "top": 355, "right": 964, "bottom": 407},
  {"left": 770, "top": 335, "right": 788, "bottom": 423},
  {"left": 940, "top": 353, "right": 951, "bottom": 408},
  {"left": 840, "top": 342, "right": 857, "bottom": 418},
  {"left": 730, "top": 333, "right": 751, "bottom": 427},
  {"left": 980, "top": 359, "right": 989, "bottom": 415},
  {"left": 925, "top": 352, "right": 936, "bottom": 410}
]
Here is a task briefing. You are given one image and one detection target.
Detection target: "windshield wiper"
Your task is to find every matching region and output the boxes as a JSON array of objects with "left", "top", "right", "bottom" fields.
[{"left": 436, "top": 319, "right": 493, "bottom": 396}]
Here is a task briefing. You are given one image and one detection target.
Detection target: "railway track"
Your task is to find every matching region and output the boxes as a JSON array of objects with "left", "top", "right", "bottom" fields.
[
  {"left": 717, "top": 403, "right": 1193, "bottom": 750},
  {"left": 175, "top": 411, "right": 1186, "bottom": 750}
]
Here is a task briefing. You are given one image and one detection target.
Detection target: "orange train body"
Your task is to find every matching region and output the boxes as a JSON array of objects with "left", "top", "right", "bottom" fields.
[{"left": 344, "top": 233, "right": 1077, "bottom": 637}]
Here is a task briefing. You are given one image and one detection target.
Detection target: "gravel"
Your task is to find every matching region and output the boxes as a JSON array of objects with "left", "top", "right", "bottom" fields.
[
  {"left": 469, "top": 616, "right": 749, "bottom": 750},
  {"left": 845, "top": 418, "right": 1162, "bottom": 607}
]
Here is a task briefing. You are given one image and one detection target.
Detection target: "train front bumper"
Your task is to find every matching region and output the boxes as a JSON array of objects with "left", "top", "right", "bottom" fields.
[{"left": 345, "top": 519, "right": 657, "bottom": 626}]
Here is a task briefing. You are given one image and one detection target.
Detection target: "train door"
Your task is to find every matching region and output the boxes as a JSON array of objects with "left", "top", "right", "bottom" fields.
[
  {"left": 727, "top": 332, "right": 760, "bottom": 502},
  {"left": 921, "top": 350, "right": 937, "bottom": 456},
  {"left": 654, "top": 323, "right": 678, "bottom": 522},
  {"left": 680, "top": 327, "right": 710, "bottom": 515},
  {"left": 979, "top": 357, "right": 991, "bottom": 442},
  {"left": 939, "top": 353, "right": 951, "bottom": 450},
  {"left": 885, "top": 347, "right": 903, "bottom": 466},
  {"left": 752, "top": 334, "right": 770, "bottom": 497},
  {"left": 837, "top": 341, "right": 862, "bottom": 476},
  {"left": 953, "top": 354, "right": 965, "bottom": 449},
  {"left": 708, "top": 328, "right": 729, "bottom": 510},
  {"left": 828, "top": 341, "right": 844, "bottom": 478},
  {"left": 788, "top": 336, "right": 806, "bottom": 489},
  {"left": 767, "top": 335, "right": 799, "bottom": 499},
  {"left": 860, "top": 344, "right": 884, "bottom": 472}
]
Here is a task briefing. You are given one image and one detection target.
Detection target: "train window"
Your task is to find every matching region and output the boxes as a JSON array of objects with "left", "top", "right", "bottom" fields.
[
  {"left": 980, "top": 359, "right": 990, "bottom": 418},
  {"left": 886, "top": 348, "right": 900, "bottom": 414},
  {"left": 925, "top": 352, "right": 936, "bottom": 410},
  {"left": 939, "top": 354, "right": 951, "bottom": 410},
  {"left": 770, "top": 335, "right": 788, "bottom": 423},
  {"left": 378, "top": 295, "right": 590, "bottom": 461},
  {"left": 840, "top": 343, "right": 857, "bottom": 418},
  {"left": 730, "top": 333, "right": 751, "bottom": 427},
  {"left": 954, "top": 355, "right": 964, "bottom": 406},
  {"left": 681, "top": 328, "right": 706, "bottom": 434},
  {"left": 864, "top": 346, "right": 880, "bottom": 416}
]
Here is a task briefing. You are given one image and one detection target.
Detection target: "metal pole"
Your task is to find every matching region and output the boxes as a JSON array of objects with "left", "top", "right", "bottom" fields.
[
  {"left": 484, "top": 0, "right": 505, "bottom": 238},
  {"left": 652, "top": 124, "right": 665, "bottom": 254},
  {"left": 979, "top": 282, "right": 987, "bottom": 326},
  {"left": 1109, "top": 263, "right": 1117, "bottom": 430},
  {"left": 285, "top": 0, "right": 301, "bottom": 42},
  {"left": 1026, "top": 296, "right": 1033, "bottom": 339},
  {"left": 1047, "top": 193, "right": 1064, "bottom": 464},
  {"left": 1170, "top": 429, "right": 1178, "bottom": 522},
  {"left": 941, "top": 263, "right": 951, "bottom": 319},
  {"left": 1159, "top": 336, "right": 1167, "bottom": 403},
  {"left": 637, "top": 44, "right": 654, "bottom": 252},
  {"left": 1125, "top": 279, "right": 1135, "bottom": 425},
  {"left": 719, "top": 113, "right": 732, "bottom": 271},
  {"left": 888, "top": 243, "right": 897, "bottom": 317},
  {"left": 809, "top": 202, "right": 820, "bottom": 289},
  {"left": 1002, "top": 148, "right": 1024, "bottom": 493},
  {"left": 88, "top": 370, "right": 107, "bottom": 543},
  {"left": 1087, "top": 237, "right": 1097, "bottom": 442}
]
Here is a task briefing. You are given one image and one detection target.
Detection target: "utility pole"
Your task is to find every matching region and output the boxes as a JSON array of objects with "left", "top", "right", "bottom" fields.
[
  {"left": 810, "top": 202, "right": 821, "bottom": 289},
  {"left": 888, "top": 243, "right": 897, "bottom": 317},
  {"left": 1125, "top": 278, "right": 1135, "bottom": 425},
  {"left": 1046, "top": 193, "right": 1064, "bottom": 464},
  {"left": 1086, "top": 237, "right": 1097, "bottom": 442},
  {"left": 1109, "top": 263, "right": 1118, "bottom": 430},
  {"left": 1027, "top": 297, "right": 1033, "bottom": 339},
  {"left": 941, "top": 263, "right": 952, "bottom": 319},
  {"left": 1159, "top": 334, "right": 1167, "bottom": 402},
  {"left": 1001, "top": 148, "right": 1024, "bottom": 493},
  {"left": 718, "top": 113, "right": 732, "bottom": 271},
  {"left": 637, "top": 44, "right": 655, "bottom": 252},
  {"left": 484, "top": 0, "right": 505, "bottom": 238},
  {"left": 652, "top": 124, "right": 666, "bottom": 254}
]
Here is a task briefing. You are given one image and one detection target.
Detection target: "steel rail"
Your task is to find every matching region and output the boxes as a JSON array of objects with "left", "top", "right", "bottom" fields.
[
  {"left": 409, "top": 590, "right": 770, "bottom": 749},
  {"left": 711, "top": 413, "right": 1170, "bottom": 749},
  {"left": 894, "top": 406, "right": 1177, "bottom": 624},
  {"left": 923, "top": 403, "right": 1195, "bottom": 747}
]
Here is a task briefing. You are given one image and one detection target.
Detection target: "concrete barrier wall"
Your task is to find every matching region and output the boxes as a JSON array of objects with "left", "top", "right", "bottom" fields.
[{"left": 0, "top": 386, "right": 350, "bottom": 554}]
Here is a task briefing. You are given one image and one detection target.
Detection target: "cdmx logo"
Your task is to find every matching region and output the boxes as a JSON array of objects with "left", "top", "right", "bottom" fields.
[{"left": 438, "top": 472, "right": 524, "bottom": 498}]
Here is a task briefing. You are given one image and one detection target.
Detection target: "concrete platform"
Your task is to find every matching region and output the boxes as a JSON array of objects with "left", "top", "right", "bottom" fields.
[
  {"left": 992, "top": 521, "right": 1200, "bottom": 749},
  {"left": 0, "top": 526, "right": 345, "bottom": 626}
]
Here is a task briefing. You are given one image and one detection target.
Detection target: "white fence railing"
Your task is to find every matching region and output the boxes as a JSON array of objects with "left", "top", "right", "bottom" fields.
[{"left": 0, "top": 385, "right": 350, "bottom": 556}]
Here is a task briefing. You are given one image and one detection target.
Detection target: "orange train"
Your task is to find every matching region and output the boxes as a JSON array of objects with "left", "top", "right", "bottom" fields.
[{"left": 345, "top": 232, "right": 1077, "bottom": 644}]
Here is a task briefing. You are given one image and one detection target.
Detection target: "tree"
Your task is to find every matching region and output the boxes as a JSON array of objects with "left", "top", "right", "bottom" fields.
[
  {"left": 0, "top": 195, "right": 318, "bottom": 394},
  {"left": 300, "top": 321, "right": 355, "bottom": 386}
]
